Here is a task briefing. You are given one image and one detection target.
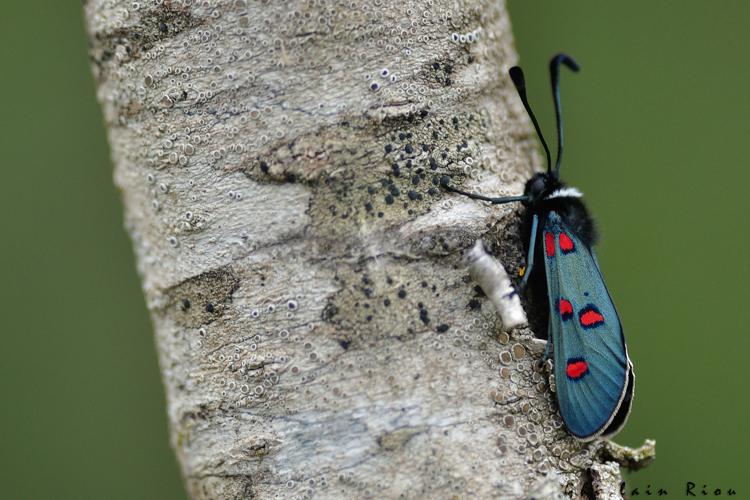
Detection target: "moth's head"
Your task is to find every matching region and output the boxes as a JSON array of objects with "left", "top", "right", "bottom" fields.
[{"left": 523, "top": 172, "right": 563, "bottom": 206}]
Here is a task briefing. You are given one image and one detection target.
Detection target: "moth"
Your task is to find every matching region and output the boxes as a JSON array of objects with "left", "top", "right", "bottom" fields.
[{"left": 445, "top": 54, "right": 634, "bottom": 441}]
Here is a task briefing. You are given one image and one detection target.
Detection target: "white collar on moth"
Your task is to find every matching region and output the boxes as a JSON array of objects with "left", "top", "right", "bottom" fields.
[{"left": 546, "top": 187, "right": 583, "bottom": 200}]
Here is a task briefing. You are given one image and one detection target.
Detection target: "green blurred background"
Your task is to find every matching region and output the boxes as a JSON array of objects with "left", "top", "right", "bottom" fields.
[{"left": 0, "top": 2, "right": 746, "bottom": 498}]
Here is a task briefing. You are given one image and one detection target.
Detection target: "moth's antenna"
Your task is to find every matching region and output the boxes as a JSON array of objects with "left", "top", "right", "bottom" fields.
[
  {"left": 549, "top": 53, "right": 580, "bottom": 175},
  {"left": 509, "top": 65, "right": 552, "bottom": 174}
]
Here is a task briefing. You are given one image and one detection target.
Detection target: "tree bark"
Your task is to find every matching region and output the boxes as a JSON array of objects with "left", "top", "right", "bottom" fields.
[{"left": 85, "top": 1, "right": 649, "bottom": 498}]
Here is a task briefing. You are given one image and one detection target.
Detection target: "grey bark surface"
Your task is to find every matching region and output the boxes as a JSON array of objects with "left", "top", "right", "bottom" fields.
[{"left": 84, "top": 0, "right": 650, "bottom": 498}]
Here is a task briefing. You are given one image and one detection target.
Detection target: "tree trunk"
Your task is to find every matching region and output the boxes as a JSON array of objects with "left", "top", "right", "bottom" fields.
[{"left": 84, "top": 1, "right": 650, "bottom": 498}]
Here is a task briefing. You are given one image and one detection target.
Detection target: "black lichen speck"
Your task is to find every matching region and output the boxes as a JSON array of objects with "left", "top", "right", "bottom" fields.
[
  {"left": 419, "top": 308, "right": 430, "bottom": 325},
  {"left": 322, "top": 304, "right": 339, "bottom": 320}
]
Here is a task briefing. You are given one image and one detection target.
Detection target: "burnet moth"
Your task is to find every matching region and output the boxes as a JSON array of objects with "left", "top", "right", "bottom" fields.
[{"left": 444, "top": 54, "right": 634, "bottom": 441}]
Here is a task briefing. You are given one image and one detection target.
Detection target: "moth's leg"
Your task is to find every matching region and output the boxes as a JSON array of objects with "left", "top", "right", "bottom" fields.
[
  {"left": 519, "top": 213, "right": 539, "bottom": 290},
  {"left": 542, "top": 338, "right": 551, "bottom": 360},
  {"left": 441, "top": 181, "right": 529, "bottom": 204}
]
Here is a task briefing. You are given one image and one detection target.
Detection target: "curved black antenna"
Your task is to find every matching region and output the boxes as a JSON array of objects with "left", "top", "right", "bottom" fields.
[
  {"left": 509, "top": 66, "right": 552, "bottom": 174},
  {"left": 549, "top": 54, "right": 580, "bottom": 175}
]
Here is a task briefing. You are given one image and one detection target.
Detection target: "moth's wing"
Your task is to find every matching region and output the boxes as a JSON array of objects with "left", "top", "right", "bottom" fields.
[{"left": 543, "top": 211, "right": 633, "bottom": 440}]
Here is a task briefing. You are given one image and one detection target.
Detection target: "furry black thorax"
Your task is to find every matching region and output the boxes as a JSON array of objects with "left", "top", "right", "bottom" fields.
[{"left": 522, "top": 172, "right": 598, "bottom": 249}]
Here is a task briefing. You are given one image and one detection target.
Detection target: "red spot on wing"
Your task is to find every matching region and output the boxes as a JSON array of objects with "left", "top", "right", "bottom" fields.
[
  {"left": 545, "top": 232, "right": 555, "bottom": 257},
  {"left": 558, "top": 298, "right": 573, "bottom": 320},
  {"left": 579, "top": 305, "right": 605, "bottom": 329},
  {"left": 559, "top": 232, "right": 575, "bottom": 253},
  {"left": 566, "top": 359, "right": 589, "bottom": 380}
]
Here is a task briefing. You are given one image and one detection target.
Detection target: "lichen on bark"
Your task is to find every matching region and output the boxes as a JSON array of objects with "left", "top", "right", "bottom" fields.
[{"left": 85, "top": 0, "right": 651, "bottom": 498}]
